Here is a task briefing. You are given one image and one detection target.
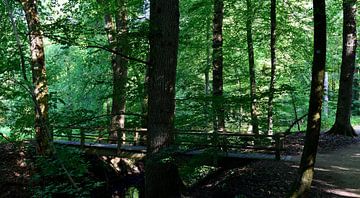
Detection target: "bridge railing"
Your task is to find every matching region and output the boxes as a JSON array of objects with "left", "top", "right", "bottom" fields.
[
  {"left": 53, "top": 127, "right": 286, "bottom": 160},
  {"left": 175, "top": 131, "right": 286, "bottom": 160},
  {"left": 53, "top": 127, "right": 147, "bottom": 146}
]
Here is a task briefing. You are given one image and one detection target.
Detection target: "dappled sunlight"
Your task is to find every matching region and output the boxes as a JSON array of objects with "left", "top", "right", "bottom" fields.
[
  {"left": 313, "top": 179, "right": 360, "bottom": 197},
  {"left": 325, "top": 188, "right": 360, "bottom": 198},
  {"left": 314, "top": 167, "right": 331, "bottom": 172},
  {"left": 351, "top": 153, "right": 360, "bottom": 158}
]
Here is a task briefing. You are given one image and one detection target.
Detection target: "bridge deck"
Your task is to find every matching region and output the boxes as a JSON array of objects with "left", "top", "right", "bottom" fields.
[{"left": 54, "top": 140, "right": 147, "bottom": 152}]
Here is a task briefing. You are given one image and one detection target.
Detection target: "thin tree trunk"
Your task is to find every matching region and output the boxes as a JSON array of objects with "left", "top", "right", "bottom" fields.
[
  {"left": 323, "top": 72, "right": 329, "bottom": 117},
  {"left": 327, "top": 0, "right": 357, "bottom": 137},
  {"left": 21, "top": 0, "right": 51, "bottom": 155},
  {"left": 3, "top": 0, "right": 28, "bottom": 82},
  {"left": 141, "top": 62, "right": 149, "bottom": 128},
  {"left": 246, "top": 0, "right": 259, "bottom": 135},
  {"left": 212, "top": 0, "right": 225, "bottom": 132},
  {"left": 145, "top": 0, "right": 183, "bottom": 197},
  {"left": 290, "top": 92, "right": 301, "bottom": 132},
  {"left": 267, "top": 0, "right": 277, "bottom": 135},
  {"left": 236, "top": 68, "right": 243, "bottom": 132},
  {"left": 290, "top": 0, "right": 327, "bottom": 196},
  {"left": 205, "top": 14, "right": 211, "bottom": 127},
  {"left": 353, "top": 68, "right": 360, "bottom": 115}
]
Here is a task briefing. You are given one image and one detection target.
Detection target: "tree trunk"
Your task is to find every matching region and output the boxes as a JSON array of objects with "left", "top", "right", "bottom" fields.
[
  {"left": 267, "top": 0, "right": 277, "bottom": 135},
  {"left": 212, "top": 0, "right": 225, "bottom": 132},
  {"left": 327, "top": 0, "right": 357, "bottom": 137},
  {"left": 145, "top": 0, "right": 183, "bottom": 197},
  {"left": 21, "top": 0, "right": 51, "bottom": 155},
  {"left": 204, "top": 15, "right": 211, "bottom": 127},
  {"left": 290, "top": 0, "right": 327, "bottom": 196},
  {"left": 323, "top": 72, "right": 329, "bottom": 117},
  {"left": 141, "top": 62, "right": 149, "bottom": 128},
  {"left": 103, "top": 0, "right": 129, "bottom": 143},
  {"left": 246, "top": 0, "right": 259, "bottom": 135},
  {"left": 353, "top": 68, "right": 359, "bottom": 115}
]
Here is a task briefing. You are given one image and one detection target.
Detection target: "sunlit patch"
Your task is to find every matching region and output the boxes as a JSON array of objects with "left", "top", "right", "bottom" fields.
[
  {"left": 313, "top": 179, "right": 336, "bottom": 187},
  {"left": 314, "top": 167, "right": 331, "bottom": 172},
  {"left": 330, "top": 166, "right": 350, "bottom": 171},
  {"left": 326, "top": 188, "right": 360, "bottom": 198},
  {"left": 352, "top": 153, "right": 360, "bottom": 158}
]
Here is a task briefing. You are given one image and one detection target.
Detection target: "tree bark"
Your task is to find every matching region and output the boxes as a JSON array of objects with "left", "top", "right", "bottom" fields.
[
  {"left": 327, "top": 0, "right": 357, "bottom": 137},
  {"left": 246, "top": 0, "right": 259, "bottom": 135},
  {"left": 290, "top": 0, "right": 327, "bottom": 196},
  {"left": 145, "top": 0, "right": 183, "bottom": 197},
  {"left": 267, "top": 0, "right": 277, "bottom": 135},
  {"left": 103, "top": 0, "right": 129, "bottom": 143},
  {"left": 212, "top": 0, "right": 225, "bottom": 132},
  {"left": 21, "top": 0, "right": 51, "bottom": 155}
]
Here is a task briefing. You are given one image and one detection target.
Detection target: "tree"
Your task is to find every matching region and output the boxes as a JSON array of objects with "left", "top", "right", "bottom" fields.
[
  {"left": 267, "top": 0, "right": 277, "bottom": 135},
  {"left": 102, "top": 0, "right": 129, "bottom": 143},
  {"left": 246, "top": 0, "right": 259, "bottom": 134},
  {"left": 354, "top": 67, "right": 359, "bottom": 115},
  {"left": 212, "top": 0, "right": 225, "bottom": 132},
  {"left": 145, "top": 0, "right": 183, "bottom": 197},
  {"left": 21, "top": 0, "right": 51, "bottom": 155},
  {"left": 327, "top": 0, "right": 357, "bottom": 137},
  {"left": 290, "top": 0, "right": 327, "bottom": 196}
]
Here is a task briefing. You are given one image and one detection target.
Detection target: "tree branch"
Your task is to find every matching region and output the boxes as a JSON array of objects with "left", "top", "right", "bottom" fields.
[{"left": 86, "top": 45, "right": 150, "bottom": 65}]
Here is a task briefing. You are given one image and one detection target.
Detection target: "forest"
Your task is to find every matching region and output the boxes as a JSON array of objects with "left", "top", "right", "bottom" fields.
[{"left": 0, "top": 0, "right": 359, "bottom": 197}]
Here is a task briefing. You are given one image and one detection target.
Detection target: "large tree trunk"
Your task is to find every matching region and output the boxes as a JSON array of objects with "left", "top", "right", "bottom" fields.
[
  {"left": 21, "top": 0, "right": 51, "bottom": 155},
  {"left": 246, "top": 0, "right": 259, "bottom": 135},
  {"left": 212, "top": 0, "right": 225, "bottom": 132},
  {"left": 290, "top": 0, "right": 327, "bottom": 196},
  {"left": 327, "top": 0, "right": 357, "bottom": 137},
  {"left": 103, "top": 0, "right": 129, "bottom": 144},
  {"left": 267, "top": 0, "right": 277, "bottom": 135},
  {"left": 145, "top": 0, "right": 183, "bottom": 197}
]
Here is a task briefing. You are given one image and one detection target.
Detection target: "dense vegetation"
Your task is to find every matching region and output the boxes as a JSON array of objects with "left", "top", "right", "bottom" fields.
[{"left": 0, "top": 0, "right": 359, "bottom": 197}]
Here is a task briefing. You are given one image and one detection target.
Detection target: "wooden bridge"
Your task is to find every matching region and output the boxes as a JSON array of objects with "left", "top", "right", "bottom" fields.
[{"left": 53, "top": 127, "right": 292, "bottom": 161}]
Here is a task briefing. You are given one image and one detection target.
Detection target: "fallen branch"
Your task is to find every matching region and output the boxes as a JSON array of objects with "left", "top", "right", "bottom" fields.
[
  {"left": 285, "top": 113, "right": 308, "bottom": 134},
  {"left": 0, "top": 132, "right": 12, "bottom": 142}
]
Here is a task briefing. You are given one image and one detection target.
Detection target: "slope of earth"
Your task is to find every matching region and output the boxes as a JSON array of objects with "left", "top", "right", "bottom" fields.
[{"left": 0, "top": 142, "right": 31, "bottom": 198}]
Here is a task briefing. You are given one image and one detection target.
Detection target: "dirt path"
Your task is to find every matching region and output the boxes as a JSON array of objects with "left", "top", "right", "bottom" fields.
[{"left": 295, "top": 127, "right": 360, "bottom": 197}]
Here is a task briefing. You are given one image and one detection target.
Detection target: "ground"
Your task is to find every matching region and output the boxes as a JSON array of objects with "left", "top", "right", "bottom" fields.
[
  {"left": 0, "top": 142, "right": 31, "bottom": 198},
  {"left": 0, "top": 128, "right": 360, "bottom": 197},
  {"left": 188, "top": 127, "right": 360, "bottom": 198}
]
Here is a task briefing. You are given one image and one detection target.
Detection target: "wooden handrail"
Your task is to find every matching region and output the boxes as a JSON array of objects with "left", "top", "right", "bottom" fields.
[{"left": 53, "top": 128, "right": 287, "bottom": 160}]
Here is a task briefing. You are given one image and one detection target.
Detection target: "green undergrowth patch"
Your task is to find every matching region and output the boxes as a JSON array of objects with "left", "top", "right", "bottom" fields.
[
  {"left": 30, "top": 145, "right": 103, "bottom": 198},
  {"left": 178, "top": 148, "right": 220, "bottom": 187}
]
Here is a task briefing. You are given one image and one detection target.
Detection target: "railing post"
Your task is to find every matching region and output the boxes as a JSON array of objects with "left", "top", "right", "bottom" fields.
[
  {"left": 275, "top": 133, "right": 281, "bottom": 160},
  {"left": 80, "top": 128, "right": 85, "bottom": 148},
  {"left": 134, "top": 128, "right": 139, "bottom": 145},
  {"left": 68, "top": 130, "right": 73, "bottom": 141}
]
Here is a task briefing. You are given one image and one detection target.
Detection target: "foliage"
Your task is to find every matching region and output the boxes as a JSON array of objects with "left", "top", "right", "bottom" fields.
[{"left": 30, "top": 146, "right": 103, "bottom": 197}]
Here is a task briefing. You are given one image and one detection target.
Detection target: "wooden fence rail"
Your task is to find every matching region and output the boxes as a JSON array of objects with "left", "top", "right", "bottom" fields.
[{"left": 53, "top": 128, "right": 287, "bottom": 160}]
